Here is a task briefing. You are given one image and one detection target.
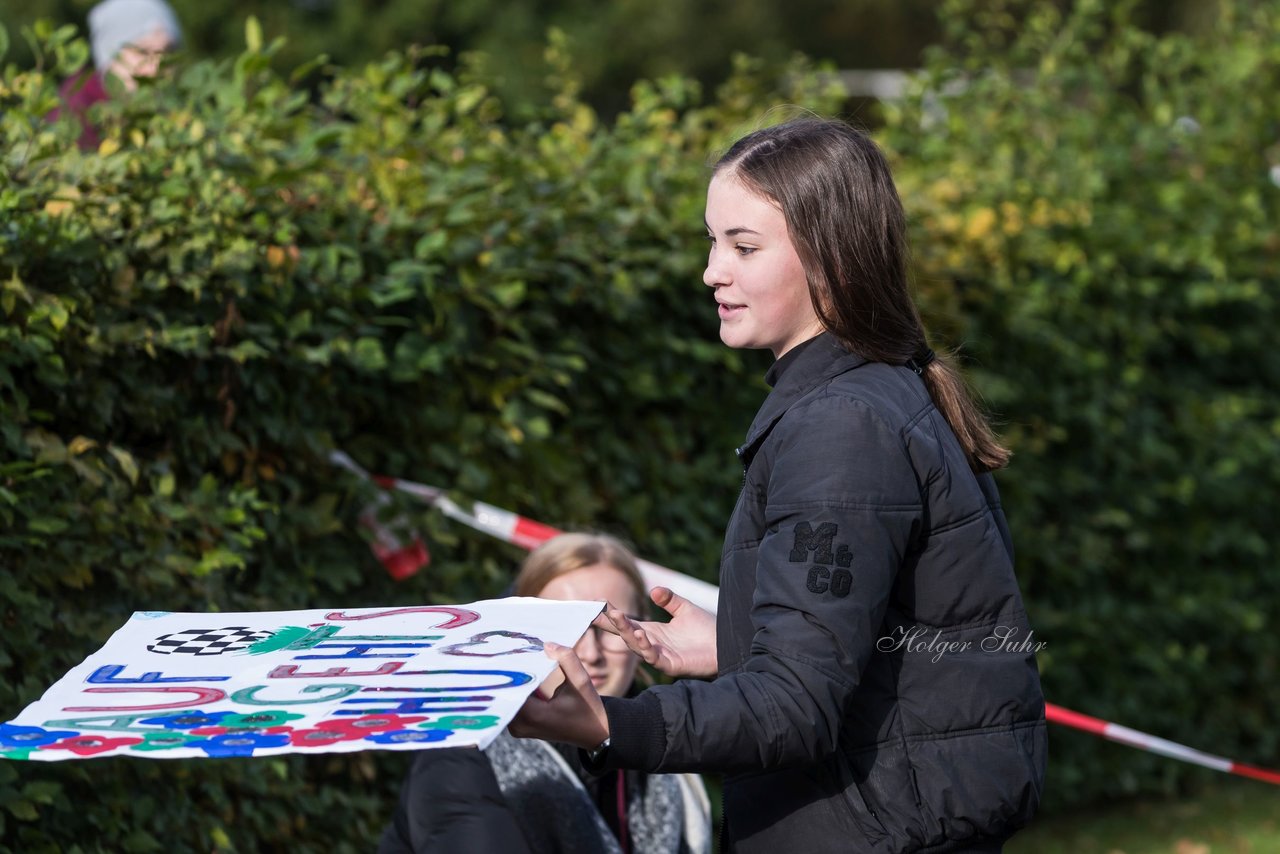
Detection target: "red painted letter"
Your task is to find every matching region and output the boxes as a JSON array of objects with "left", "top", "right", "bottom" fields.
[
  {"left": 323, "top": 607, "right": 479, "bottom": 629},
  {"left": 62, "top": 687, "right": 227, "bottom": 712}
]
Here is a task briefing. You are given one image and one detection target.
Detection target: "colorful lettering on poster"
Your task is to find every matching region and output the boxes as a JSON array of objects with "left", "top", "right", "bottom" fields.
[
  {"left": 362, "top": 669, "right": 533, "bottom": 691},
  {"left": 292, "top": 642, "right": 442, "bottom": 660},
  {"left": 43, "top": 713, "right": 171, "bottom": 733},
  {"left": 87, "top": 665, "right": 231, "bottom": 684},
  {"left": 332, "top": 670, "right": 531, "bottom": 715},
  {"left": 246, "top": 625, "right": 445, "bottom": 656},
  {"left": 268, "top": 662, "right": 406, "bottom": 679},
  {"left": 61, "top": 687, "right": 228, "bottom": 712},
  {"left": 439, "top": 631, "right": 544, "bottom": 657},
  {"left": 230, "top": 684, "right": 363, "bottom": 705},
  {"left": 323, "top": 607, "right": 479, "bottom": 629}
]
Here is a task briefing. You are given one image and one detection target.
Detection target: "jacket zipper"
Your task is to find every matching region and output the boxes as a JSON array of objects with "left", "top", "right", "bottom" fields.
[
  {"left": 724, "top": 445, "right": 743, "bottom": 852},
  {"left": 718, "top": 785, "right": 727, "bottom": 852}
]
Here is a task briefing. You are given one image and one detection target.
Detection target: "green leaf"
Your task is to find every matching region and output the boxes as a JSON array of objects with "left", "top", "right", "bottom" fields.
[
  {"left": 29, "top": 516, "right": 70, "bottom": 534},
  {"left": 24, "top": 429, "right": 66, "bottom": 464},
  {"left": 351, "top": 337, "right": 387, "bottom": 372},
  {"left": 227, "top": 340, "right": 269, "bottom": 362},
  {"left": 525, "top": 388, "right": 569, "bottom": 415},
  {"left": 107, "top": 446, "right": 139, "bottom": 485},
  {"left": 67, "top": 436, "right": 97, "bottom": 456},
  {"left": 120, "top": 829, "right": 161, "bottom": 852},
  {"left": 47, "top": 301, "right": 69, "bottom": 331},
  {"left": 210, "top": 826, "right": 233, "bottom": 850},
  {"left": 286, "top": 310, "right": 312, "bottom": 338},
  {"left": 491, "top": 280, "right": 526, "bottom": 308},
  {"left": 21, "top": 781, "right": 61, "bottom": 805},
  {"left": 244, "top": 16, "right": 263, "bottom": 52},
  {"left": 290, "top": 53, "right": 329, "bottom": 85}
]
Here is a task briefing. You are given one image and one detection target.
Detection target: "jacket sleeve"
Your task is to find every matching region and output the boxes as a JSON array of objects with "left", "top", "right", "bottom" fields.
[
  {"left": 379, "top": 746, "right": 533, "bottom": 854},
  {"left": 598, "top": 394, "right": 923, "bottom": 775}
]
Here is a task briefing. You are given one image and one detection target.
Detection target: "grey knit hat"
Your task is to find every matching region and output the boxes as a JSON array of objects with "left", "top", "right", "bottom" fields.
[{"left": 88, "top": 0, "right": 183, "bottom": 71}]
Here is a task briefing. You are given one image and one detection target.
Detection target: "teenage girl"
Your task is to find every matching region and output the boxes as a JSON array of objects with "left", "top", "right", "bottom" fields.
[{"left": 511, "top": 118, "right": 1046, "bottom": 853}]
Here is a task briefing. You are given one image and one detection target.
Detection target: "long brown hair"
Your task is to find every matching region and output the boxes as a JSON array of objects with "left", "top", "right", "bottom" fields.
[{"left": 715, "top": 119, "right": 1010, "bottom": 472}]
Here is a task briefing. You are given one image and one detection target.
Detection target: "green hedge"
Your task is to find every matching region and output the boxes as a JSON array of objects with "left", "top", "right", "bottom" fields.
[
  {"left": 2, "top": 2, "right": 1279, "bottom": 848},
  {"left": 0, "top": 21, "right": 844, "bottom": 852}
]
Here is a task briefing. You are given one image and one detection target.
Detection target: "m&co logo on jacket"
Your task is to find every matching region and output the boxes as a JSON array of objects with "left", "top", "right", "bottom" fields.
[{"left": 789, "top": 522, "right": 853, "bottom": 598}]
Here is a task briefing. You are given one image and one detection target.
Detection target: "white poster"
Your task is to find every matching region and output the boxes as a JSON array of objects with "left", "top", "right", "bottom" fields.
[{"left": 0, "top": 598, "right": 600, "bottom": 761}]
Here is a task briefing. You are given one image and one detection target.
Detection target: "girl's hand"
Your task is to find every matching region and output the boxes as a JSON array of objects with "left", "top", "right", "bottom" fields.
[
  {"left": 509, "top": 642, "right": 609, "bottom": 750},
  {"left": 599, "top": 586, "right": 718, "bottom": 679}
]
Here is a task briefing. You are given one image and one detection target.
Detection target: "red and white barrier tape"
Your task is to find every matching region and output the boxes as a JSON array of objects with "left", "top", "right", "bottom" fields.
[
  {"left": 330, "top": 451, "right": 721, "bottom": 613},
  {"left": 331, "top": 449, "right": 1280, "bottom": 786},
  {"left": 1045, "top": 704, "right": 1280, "bottom": 785}
]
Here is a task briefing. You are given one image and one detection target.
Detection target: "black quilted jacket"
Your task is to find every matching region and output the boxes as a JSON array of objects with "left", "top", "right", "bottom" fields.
[{"left": 598, "top": 333, "right": 1047, "bottom": 853}]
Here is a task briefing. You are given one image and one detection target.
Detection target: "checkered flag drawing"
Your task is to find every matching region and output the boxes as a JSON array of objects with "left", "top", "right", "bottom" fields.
[{"left": 147, "top": 627, "right": 276, "bottom": 656}]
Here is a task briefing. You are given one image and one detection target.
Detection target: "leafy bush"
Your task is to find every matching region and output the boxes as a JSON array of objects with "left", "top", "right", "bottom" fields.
[{"left": 882, "top": 0, "right": 1280, "bottom": 810}]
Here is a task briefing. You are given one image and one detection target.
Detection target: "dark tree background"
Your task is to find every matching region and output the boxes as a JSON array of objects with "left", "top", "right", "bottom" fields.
[{"left": 0, "top": 0, "right": 1216, "bottom": 114}]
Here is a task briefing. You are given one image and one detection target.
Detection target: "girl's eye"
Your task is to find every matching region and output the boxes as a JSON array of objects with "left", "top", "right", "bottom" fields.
[
  {"left": 736, "top": 245, "right": 757, "bottom": 256},
  {"left": 704, "top": 233, "right": 715, "bottom": 244}
]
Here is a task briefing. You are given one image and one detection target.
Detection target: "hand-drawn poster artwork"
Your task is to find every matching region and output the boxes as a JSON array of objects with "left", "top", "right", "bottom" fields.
[
  {"left": 0, "top": 598, "right": 601, "bottom": 761},
  {"left": 147, "top": 627, "right": 276, "bottom": 656}
]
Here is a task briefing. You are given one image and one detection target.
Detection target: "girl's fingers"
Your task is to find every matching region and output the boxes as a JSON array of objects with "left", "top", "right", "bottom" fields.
[
  {"left": 605, "top": 610, "right": 642, "bottom": 642},
  {"left": 602, "top": 610, "right": 670, "bottom": 667},
  {"left": 602, "top": 608, "right": 632, "bottom": 635},
  {"left": 519, "top": 643, "right": 609, "bottom": 748},
  {"left": 604, "top": 612, "right": 634, "bottom": 632},
  {"left": 533, "top": 664, "right": 564, "bottom": 701},
  {"left": 650, "top": 586, "right": 676, "bottom": 611},
  {"left": 630, "top": 632, "right": 662, "bottom": 667},
  {"left": 592, "top": 611, "right": 620, "bottom": 636},
  {"left": 652, "top": 586, "right": 692, "bottom": 618},
  {"left": 544, "top": 641, "right": 595, "bottom": 695},
  {"left": 605, "top": 612, "right": 654, "bottom": 657}
]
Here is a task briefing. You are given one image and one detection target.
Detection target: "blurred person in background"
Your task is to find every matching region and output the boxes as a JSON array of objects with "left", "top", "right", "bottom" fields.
[
  {"left": 50, "top": 0, "right": 183, "bottom": 150},
  {"left": 380, "top": 532, "right": 712, "bottom": 854}
]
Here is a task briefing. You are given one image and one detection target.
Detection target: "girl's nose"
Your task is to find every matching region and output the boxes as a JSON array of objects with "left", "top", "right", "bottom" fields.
[
  {"left": 575, "top": 626, "right": 604, "bottom": 664},
  {"left": 704, "top": 247, "right": 728, "bottom": 288}
]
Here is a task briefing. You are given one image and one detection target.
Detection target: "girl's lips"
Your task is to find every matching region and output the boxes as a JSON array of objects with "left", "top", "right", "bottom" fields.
[{"left": 718, "top": 302, "right": 745, "bottom": 320}]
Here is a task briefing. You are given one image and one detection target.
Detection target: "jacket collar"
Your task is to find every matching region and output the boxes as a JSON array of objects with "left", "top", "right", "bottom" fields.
[{"left": 737, "top": 332, "right": 867, "bottom": 463}]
